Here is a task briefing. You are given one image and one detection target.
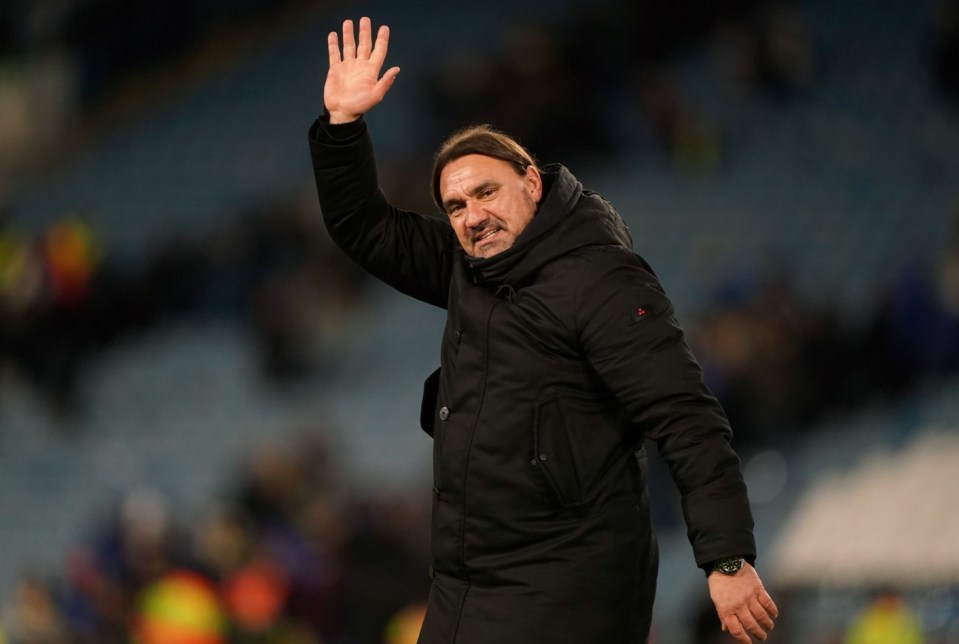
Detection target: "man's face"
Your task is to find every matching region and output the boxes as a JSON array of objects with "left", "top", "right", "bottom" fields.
[{"left": 439, "top": 154, "right": 543, "bottom": 259}]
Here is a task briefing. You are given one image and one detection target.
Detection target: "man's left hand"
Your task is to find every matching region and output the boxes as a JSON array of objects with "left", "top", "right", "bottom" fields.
[{"left": 707, "top": 562, "right": 778, "bottom": 642}]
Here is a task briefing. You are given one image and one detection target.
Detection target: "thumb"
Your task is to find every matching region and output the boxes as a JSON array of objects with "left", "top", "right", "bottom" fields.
[{"left": 372, "top": 66, "right": 400, "bottom": 99}]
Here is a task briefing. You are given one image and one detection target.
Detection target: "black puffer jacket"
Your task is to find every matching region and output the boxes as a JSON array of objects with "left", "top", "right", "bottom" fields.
[{"left": 309, "top": 118, "right": 755, "bottom": 644}]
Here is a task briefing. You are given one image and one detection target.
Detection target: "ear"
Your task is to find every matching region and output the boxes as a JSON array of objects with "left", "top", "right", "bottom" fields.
[{"left": 524, "top": 165, "right": 543, "bottom": 203}]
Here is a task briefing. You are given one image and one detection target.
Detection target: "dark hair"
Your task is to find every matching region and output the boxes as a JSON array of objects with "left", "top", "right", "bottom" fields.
[{"left": 431, "top": 124, "right": 538, "bottom": 212}]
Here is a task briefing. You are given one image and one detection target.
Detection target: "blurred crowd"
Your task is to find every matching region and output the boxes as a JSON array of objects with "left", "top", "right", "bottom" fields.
[
  {"left": 0, "top": 432, "right": 431, "bottom": 644},
  {"left": 0, "top": 0, "right": 313, "bottom": 107},
  {"left": 689, "top": 213, "right": 959, "bottom": 454},
  {"left": 418, "top": 0, "right": 815, "bottom": 173},
  {"left": 0, "top": 194, "right": 370, "bottom": 420},
  {"left": 0, "top": 0, "right": 322, "bottom": 190},
  {"left": 418, "top": 0, "right": 959, "bottom": 172}
]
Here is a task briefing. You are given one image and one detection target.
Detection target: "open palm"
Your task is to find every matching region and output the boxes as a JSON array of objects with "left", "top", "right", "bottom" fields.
[{"left": 325, "top": 17, "right": 400, "bottom": 124}]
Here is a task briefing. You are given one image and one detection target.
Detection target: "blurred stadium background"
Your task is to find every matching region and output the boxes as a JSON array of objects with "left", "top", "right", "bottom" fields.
[{"left": 1, "top": 0, "right": 958, "bottom": 642}]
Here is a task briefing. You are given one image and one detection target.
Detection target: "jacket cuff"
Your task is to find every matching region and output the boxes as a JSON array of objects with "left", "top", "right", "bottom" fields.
[
  {"left": 682, "top": 483, "right": 756, "bottom": 569},
  {"left": 309, "top": 114, "right": 367, "bottom": 146}
]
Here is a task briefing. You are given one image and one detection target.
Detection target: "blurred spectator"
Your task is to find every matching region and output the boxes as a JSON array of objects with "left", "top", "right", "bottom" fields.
[
  {"left": 336, "top": 496, "right": 431, "bottom": 643},
  {"left": 933, "top": 0, "right": 959, "bottom": 100},
  {"left": 709, "top": 1, "right": 815, "bottom": 100},
  {"left": 689, "top": 258, "right": 824, "bottom": 451},
  {"left": 2, "top": 574, "right": 70, "bottom": 643},
  {"left": 0, "top": 211, "right": 103, "bottom": 417},
  {"left": 383, "top": 602, "right": 427, "bottom": 644},
  {"left": 0, "top": 206, "right": 45, "bottom": 319},
  {"left": 421, "top": 22, "right": 611, "bottom": 165},
  {"left": 220, "top": 557, "right": 290, "bottom": 639},
  {"left": 866, "top": 212, "right": 959, "bottom": 393},
  {"left": 55, "top": 488, "right": 184, "bottom": 640},
  {"left": 935, "top": 211, "right": 959, "bottom": 340},
  {"left": 754, "top": 1, "right": 815, "bottom": 96},
  {"left": 39, "top": 213, "right": 101, "bottom": 311},
  {"left": 133, "top": 570, "right": 227, "bottom": 644},
  {"left": 63, "top": 0, "right": 195, "bottom": 106},
  {"left": 844, "top": 588, "right": 925, "bottom": 644}
]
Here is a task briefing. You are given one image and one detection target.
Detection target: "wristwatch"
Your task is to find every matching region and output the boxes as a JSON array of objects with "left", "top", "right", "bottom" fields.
[{"left": 712, "top": 556, "right": 746, "bottom": 576}]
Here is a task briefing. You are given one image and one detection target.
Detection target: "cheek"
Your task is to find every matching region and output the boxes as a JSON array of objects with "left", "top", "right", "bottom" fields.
[
  {"left": 451, "top": 222, "right": 472, "bottom": 248},
  {"left": 512, "top": 194, "right": 537, "bottom": 230},
  {"left": 523, "top": 192, "right": 538, "bottom": 215}
]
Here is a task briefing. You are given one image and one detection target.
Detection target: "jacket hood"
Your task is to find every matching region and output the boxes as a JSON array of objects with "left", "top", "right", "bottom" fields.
[{"left": 466, "top": 163, "right": 633, "bottom": 287}]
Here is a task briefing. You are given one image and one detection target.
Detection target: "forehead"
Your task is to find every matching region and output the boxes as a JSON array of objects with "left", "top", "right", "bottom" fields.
[{"left": 439, "top": 154, "right": 520, "bottom": 194}]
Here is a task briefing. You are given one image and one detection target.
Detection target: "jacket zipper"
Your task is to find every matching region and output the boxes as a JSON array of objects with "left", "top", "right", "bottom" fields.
[{"left": 457, "top": 298, "right": 499, "bottom": 580}]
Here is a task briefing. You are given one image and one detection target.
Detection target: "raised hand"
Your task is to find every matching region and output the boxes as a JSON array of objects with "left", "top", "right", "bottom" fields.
[{"left": 325, "top": 17, "right": 400, "bottom": 124}]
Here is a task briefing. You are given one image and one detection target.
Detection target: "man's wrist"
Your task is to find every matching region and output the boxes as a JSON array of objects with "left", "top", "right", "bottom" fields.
[
  {"left": 327, "top": 110, "right": 361, "bottom": 125},
  {"left": 709, "top": 556, "right": 746, "bottom": 576}
]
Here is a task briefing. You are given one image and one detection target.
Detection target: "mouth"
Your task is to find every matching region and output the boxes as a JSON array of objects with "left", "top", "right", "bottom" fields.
[{"left": 473, "top": 229, "right": 499, "bottom": 243}]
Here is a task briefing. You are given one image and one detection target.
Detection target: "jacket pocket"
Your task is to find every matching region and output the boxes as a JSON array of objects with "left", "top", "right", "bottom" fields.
[
  {"left": 530, "top": 398, "right": 585, "bottom": 509},
  {"left": 420, "top": 367, "right": 441, "bottom": 437}
]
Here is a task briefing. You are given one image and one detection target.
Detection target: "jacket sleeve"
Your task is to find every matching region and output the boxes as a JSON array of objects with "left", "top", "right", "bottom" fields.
[
  {"left": 308, "top": 117, "right": 454, "bottom": 308},
  {"left": 574, "top": 249, "right": 756, "bottom": 568}
]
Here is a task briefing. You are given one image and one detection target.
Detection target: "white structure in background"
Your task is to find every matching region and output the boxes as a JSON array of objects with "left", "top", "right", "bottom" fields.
[{"left": 772, "top": 430, "right": 959, "bottom": 588}]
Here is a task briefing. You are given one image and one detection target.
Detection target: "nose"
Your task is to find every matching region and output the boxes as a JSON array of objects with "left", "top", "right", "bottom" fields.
[{"left": 465, "top": 200, "right": 488, "bottom": 229}]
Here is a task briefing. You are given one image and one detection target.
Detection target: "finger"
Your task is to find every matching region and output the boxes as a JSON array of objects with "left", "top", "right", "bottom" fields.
[
  {"left": 760, "top": 591, "right": 779, "bottom": 619},
  {"left": 749, "top": 598, "right": 775, "bottom": 632},
  {"left": 723, "top": 616, "right": 752, "bottom": 644},
  {"left": 341, "top": 19, "right": 356, "bottom": 59},
  {"left": 327, "top": 31, "right": 341, "bottom": 66},
  {"left": 738, "top": 610, "right": 768, "bottom": 641},
  {"left": 370, "top": 24, "right": 391, "bottom": 69},
  {"left": 357, "top": 16, "right": 373, "bottom": 58}
]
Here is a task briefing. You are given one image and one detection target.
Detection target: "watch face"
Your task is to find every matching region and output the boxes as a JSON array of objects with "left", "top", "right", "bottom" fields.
[{"left": 716, "top": 557, "right": 744, "bottom": 575}]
